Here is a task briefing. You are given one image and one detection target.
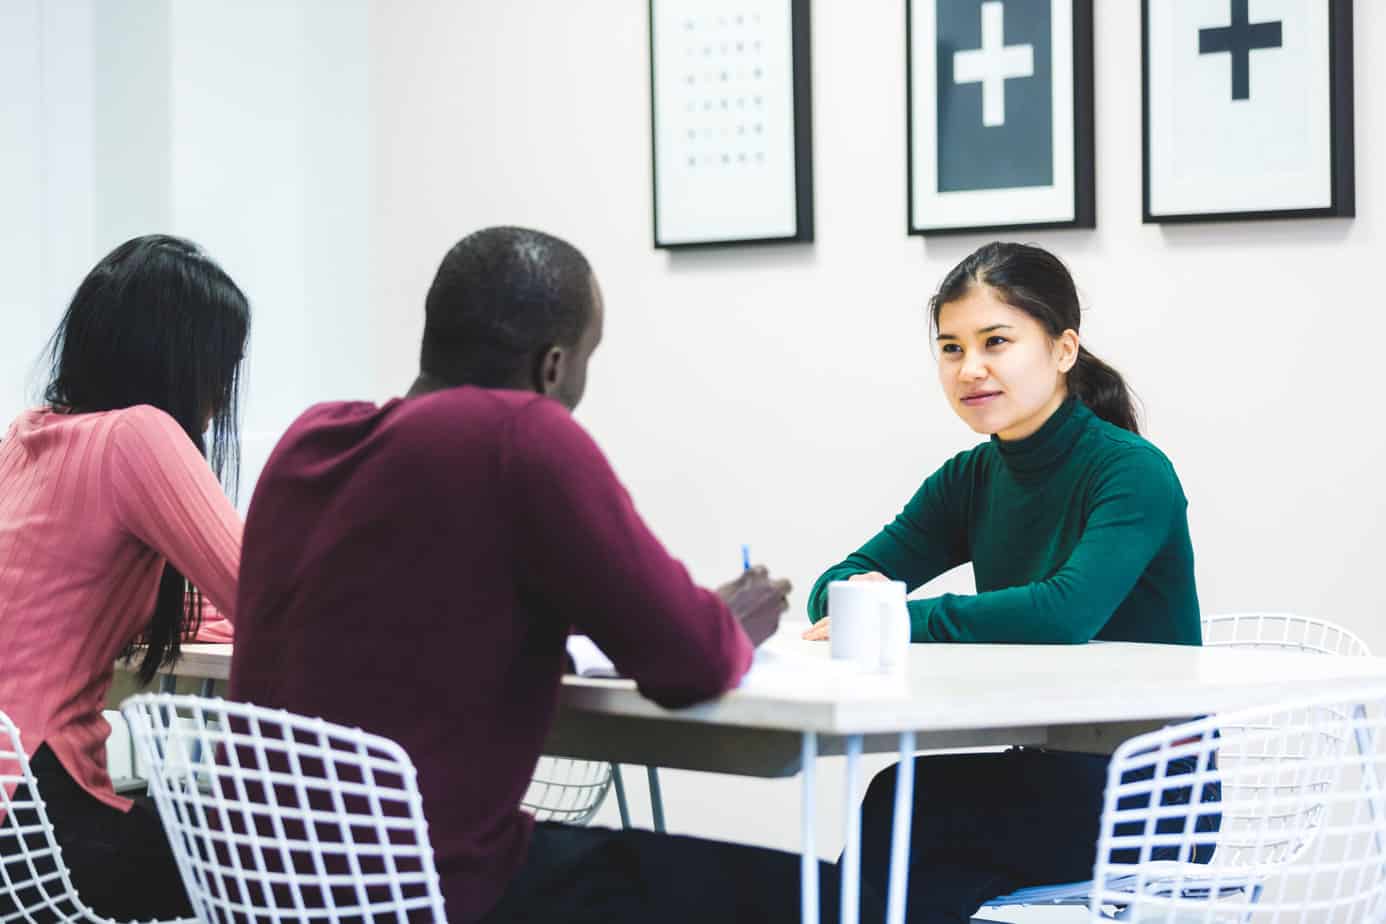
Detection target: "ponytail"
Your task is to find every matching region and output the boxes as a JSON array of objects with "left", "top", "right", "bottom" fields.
[{"left": 1069, "top": 346, "right": 1140, "bottom": 434}]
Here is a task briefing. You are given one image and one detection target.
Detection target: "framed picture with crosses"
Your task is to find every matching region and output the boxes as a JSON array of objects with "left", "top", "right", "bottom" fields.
[
  {"left": 1142, "top": 0, "right": 1355, "bottom": 223},
  {"left": 648, "top": 0, "right": 814, "bottom": 249},
  {"left": 906, "top": 0, "right": 1096, "bottom": 236}
]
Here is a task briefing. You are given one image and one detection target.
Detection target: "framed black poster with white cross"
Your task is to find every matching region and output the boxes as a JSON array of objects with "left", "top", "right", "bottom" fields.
[
  {"left": 907, "top": 0, "right": 1095, "bottom": 236},
  {"left": 1143, "top": 0, "right": 1355, "bottom": 223}
]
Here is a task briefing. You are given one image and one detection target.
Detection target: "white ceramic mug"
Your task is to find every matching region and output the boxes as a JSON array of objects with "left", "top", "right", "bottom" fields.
[{"left": 827, "top": 579, "right": 910, "bottom": 673}]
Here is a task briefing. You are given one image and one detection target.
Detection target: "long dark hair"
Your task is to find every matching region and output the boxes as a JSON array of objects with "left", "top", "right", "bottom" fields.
[
  {"left": 43, "top": 234, "right": 250, "bottom": 684},
  {"left": 929, "top": 241, "right": 1139, "bottom": 434}
]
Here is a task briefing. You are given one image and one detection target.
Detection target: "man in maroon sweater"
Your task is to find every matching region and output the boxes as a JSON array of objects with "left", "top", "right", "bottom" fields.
[{"left": 231, "top": 228, "right": 873, "bottom": 923}]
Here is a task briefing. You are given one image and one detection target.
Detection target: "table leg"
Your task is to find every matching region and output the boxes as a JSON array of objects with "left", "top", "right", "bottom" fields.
[
  {"left": 801, "top": 731, "right": 818, "bottom": 924},
  {"left": 646, "top": 766, "right": 666, "bottom": 833},
  {"left": 886, "top": 731, "right": 915, "bottom": 924},
  {"left": 611, "top": 763, "right": 633, "bottom": 829},
  {"left": 840, "top": 734, "right": 863, "bottom": 924},
  {"left": 1351, "top": 704, "right": 1386, "bottom": 859}
]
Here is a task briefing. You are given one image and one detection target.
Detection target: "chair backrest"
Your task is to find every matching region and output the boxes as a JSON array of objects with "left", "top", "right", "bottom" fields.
[
  {"left": 520, "top": 758, "right": 612, "bottom": 825},
  {"left": 0, "top": 711, "right": 116, "bottom": 924},
  {"left": 1090, "top": 684, "right": 1386, "bottom": 922},
  {"left": 1203, "top": 612, "right": 1372, "bottom": 657},
  {"left": 121, "top": 693, "right": 447, "bottom": 924}
]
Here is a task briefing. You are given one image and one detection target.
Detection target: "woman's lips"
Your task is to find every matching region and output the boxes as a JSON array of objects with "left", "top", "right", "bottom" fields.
[{"left": 961, "top": 391, "right": 1002, "bottom": 407}]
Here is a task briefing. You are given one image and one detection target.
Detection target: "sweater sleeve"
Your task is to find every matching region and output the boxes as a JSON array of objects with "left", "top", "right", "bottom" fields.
[
  {"left": 507, "top": 399, "right": 752, "bottom": 709},
  {"left": 807, "top": 451, "right": 972, "bottom": 622},
  {"left": 106, "top": 406, "right": 243, "bottom": 621},
  {"left": 909, "top": 448, "right": 1180, "bottom": 644}
]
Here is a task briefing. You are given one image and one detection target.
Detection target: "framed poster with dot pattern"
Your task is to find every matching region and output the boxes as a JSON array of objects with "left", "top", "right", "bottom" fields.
[
  {"left": 1142, "top": 0, "right": 1354, "bottom": 223},
  {"left": 649, "top": 0, "right": 813, "bottom": 248},
  {"left": 907, "top": 0, "right": 1095, "bottom": 236}
]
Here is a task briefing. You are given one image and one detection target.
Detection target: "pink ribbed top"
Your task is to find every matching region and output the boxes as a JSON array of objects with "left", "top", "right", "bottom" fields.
[{"left": 0, "top": 405, "right": 241, "bottom": 813}]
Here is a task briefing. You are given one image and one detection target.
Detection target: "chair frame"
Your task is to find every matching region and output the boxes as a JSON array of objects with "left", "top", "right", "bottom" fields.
[
  {"left": 0, "top": 708, "right": 195, "bottom": 924},
  {"left": 521, "top": 757, "right": 614, "bottom": 825},
  {"left": 982, "top": 612, "right": 1372, "bottom": 918},
  {"left": 121, "top": 693, "right": 447, "bottom": 924},
  {"left": 1088, "top": 684, "right": 1386, "bottom": 921},
  {"left": 1201, "top": 611, "right": 1370, "bottom": 658}
]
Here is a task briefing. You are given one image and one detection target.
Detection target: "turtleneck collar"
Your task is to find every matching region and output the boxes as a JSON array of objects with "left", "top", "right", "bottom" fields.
[{"left": 991, "top": 395, "right": 1090, "bottom": 476}]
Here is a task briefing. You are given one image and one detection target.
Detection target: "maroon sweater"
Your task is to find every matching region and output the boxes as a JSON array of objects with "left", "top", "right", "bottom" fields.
[{"left": 230, "top": 388, "right": 753, "bottom": 923}]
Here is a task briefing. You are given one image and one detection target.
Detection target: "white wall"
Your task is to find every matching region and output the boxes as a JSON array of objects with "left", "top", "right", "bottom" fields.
[
  {"left": 0, "top": 0, "right": 46, "bottom": 426},
  {"left": 1, "top": 0, "right": 172, "bottom": 425},
  {"left": 166, "top": 0, "right": 375, "bottom": 499},
  {"left": 370, "top": 0, "right": 1385, "bottom": 853},
  {"left": 0, "top": 0, "right": 375, "bottom": 504}
]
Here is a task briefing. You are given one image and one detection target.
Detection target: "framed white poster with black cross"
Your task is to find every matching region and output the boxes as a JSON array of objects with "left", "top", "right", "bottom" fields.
[
  {"left": 649, "top": 0, "right": 814, "bottom": 249},
  {"left": 1143, "top": 0, "right": 1355, "bottom": 223},
  {"left": 907, "top": 0, "right": 1095, "bottom": 236}
]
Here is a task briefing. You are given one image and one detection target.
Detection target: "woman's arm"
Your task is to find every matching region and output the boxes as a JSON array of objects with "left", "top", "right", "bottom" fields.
[
  {"left": 806, "top": 451, "right": 974, "bottom": 622},
  {"left": 908, "top": 448, "right": 1179, "bottom": 643},
  {"left": 106, "top": 406, "right": 243, "bottom": 620}
]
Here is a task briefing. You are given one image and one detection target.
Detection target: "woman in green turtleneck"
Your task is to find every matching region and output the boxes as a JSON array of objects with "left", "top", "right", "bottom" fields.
[{"left": 805, "top": 242, "right": 1210, "bottom": 922}]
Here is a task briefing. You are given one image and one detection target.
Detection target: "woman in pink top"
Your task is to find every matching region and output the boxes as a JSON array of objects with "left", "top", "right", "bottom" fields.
[{"left": 0, "top": 235, "right": 249, "bottom": 920}]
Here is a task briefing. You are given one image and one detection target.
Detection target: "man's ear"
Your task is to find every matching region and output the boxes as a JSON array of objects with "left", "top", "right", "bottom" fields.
[{"left": 534, "top": 346, "right": 566, "bottom": 396}]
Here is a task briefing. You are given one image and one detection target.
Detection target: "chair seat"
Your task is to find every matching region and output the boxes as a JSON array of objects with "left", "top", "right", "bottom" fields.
[
  {"left": 987, "top": 870, "right": 1254, "bottom": 908},
  {"left": 986, "top": 879, "right": 1096, "bottom": 906}
]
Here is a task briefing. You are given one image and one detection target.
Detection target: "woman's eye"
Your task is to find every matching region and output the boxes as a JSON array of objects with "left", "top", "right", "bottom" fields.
[
  {"left": 940, "top": 343, "right": 962, "bottom": 355},
  {"left": 985, "top": 336, "right": 1009, "bottom": 348}
]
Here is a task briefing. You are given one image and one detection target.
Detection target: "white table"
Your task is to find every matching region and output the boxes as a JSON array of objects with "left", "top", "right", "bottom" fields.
[{"left": 151, "top": 639, "right": 1386, "bottom": 924}]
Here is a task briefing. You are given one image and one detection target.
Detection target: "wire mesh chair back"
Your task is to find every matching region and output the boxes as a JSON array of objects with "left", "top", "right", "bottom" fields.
[
  {"left": 1203, "top": 612, "right": 1372, "bottom": 658},
  {"left": 120, "top": 694, "right": 446, "bottom": 924},
  {"left": 519, "top": 758, "right": 612, "bottom": 825},
  {"left": 988, "top": 615, "right": 1376, "bottom": 916},
  {"left": 1090, "top": 684, "right": 1386, "bottom": 922},
  {"left": 1, "top": 710, "right": 160, "bottom": 924}
]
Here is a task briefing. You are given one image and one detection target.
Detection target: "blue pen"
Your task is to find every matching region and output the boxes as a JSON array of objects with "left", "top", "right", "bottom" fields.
[{"left": 741, "top": 544, "right": 751, "bottom": 572}]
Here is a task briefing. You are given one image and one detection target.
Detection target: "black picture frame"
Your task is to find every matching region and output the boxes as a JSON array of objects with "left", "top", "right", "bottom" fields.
[
  {"left": 906, "top": 0, "right": 1095, "bottom": 237},
  {"left": 649, "top": 0, "right": 814, "bottom": 250},
  {"left": 1142, "top": 0, "right": 1354, "bottom": 224}
]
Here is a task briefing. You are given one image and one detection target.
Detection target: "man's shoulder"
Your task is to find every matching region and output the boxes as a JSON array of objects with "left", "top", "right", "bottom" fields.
[
  {"left": 285, "top": 399, "right": 387, "bottom": 434},
  {"left": 276, "top": 389, "right": 535, "bottom": 443},
  {"left": 273, "top": 389, "right": 584, "bottom": 470}
]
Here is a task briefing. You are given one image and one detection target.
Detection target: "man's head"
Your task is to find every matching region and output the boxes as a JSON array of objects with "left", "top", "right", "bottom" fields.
[{"left": 419, "top": 227, "right": 603, "bottom": 410}]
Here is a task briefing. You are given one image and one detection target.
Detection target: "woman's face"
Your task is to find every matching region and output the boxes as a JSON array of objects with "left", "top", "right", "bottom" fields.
[{"left": 935, "top": 284, "right": 1078, "bottom": 442}]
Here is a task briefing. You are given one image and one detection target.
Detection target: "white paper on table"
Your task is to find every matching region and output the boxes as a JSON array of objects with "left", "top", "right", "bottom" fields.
[
  {"left": 566, "top": 635, "right": 620, "bottom": 678},
  {"left": 738, "top": 645, "right": 908, "bottom": 698}
]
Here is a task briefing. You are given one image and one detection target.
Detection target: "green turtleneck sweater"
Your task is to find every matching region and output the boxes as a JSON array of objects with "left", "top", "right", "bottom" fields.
[{"left": 808, "top": 398, "right": 1200, "bottom": 645}]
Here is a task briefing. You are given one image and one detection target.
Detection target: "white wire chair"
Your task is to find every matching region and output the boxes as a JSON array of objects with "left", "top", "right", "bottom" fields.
[
  {"left": 520, "top": 758, "right": 613, "bottom": 825},
  {"left": 520, "top": 758, "right": 668, "bottom": 832},
  {"left": 120, "top": 693, "right": 446, "bottom": 923},
  {"left": 1088, "top": 683, "right": 1386, "bottom": 921},
  {"left": 1202, "top": 612, "right": 1371, "bottom": 658},
  {"left": 0, "top": 709, "right": 195, "bottom": 924},
  {"left": 982, "top": 612, "right": 1374, "bottom": 918}
]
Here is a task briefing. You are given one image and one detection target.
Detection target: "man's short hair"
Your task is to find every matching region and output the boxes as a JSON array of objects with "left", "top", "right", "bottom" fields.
[{"left": 420, "top": 227, "right": 594, "bottom": 387}]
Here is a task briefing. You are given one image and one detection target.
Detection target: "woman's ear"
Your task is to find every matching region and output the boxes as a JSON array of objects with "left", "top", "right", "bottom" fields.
[{"left": 1056, "top": 329, "right": 1080, "bottom": 374}]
